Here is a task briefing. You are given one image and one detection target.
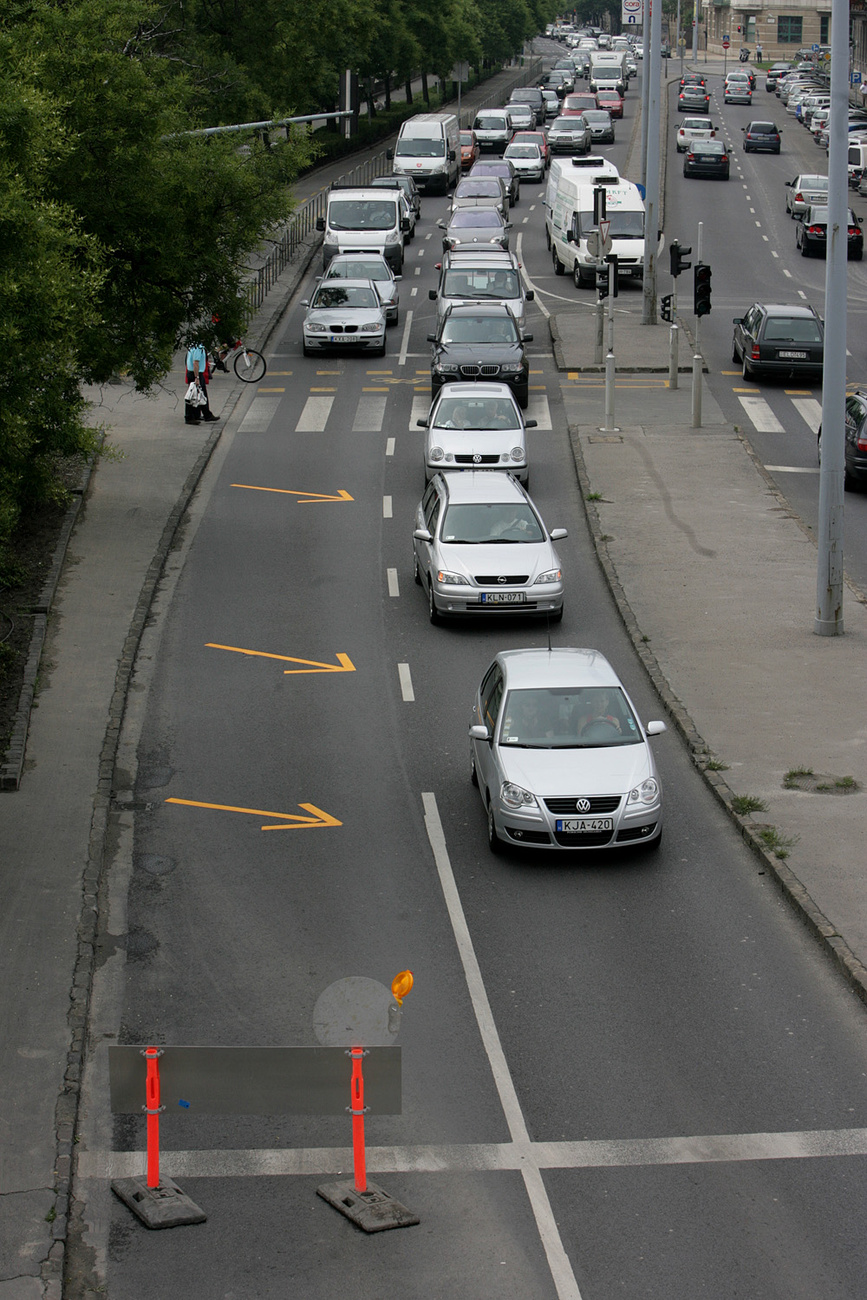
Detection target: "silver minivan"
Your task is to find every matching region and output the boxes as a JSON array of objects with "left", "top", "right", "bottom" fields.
[{"left": 429, "top": 249, "right": 534, "bottom": 326}]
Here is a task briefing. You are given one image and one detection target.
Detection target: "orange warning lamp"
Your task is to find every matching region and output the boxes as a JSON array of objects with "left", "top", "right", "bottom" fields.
[{"left": 391, "top": 971, "right": 414, "bottom": 1004}]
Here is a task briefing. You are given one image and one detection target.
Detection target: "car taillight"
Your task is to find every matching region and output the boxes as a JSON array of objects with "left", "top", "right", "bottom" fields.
[
  {"left": 710, "top": 129, "right": 716, "bottom": 137},
  {"left": 751, "top": 345, "right": 761, "bottom": 361},
  {"left": 848, "top": 226, "right": 860, "bottom": 237},
  {"left": 721, "top": 154, "right": 728, "bottom": 162},
  {"left": 807, "top": 225, "right": 823, "bottom": 235},
  {"left": 857, "top": 428, "right": 867, "bottom": 452},
  {"left": 795, "top": 192, "right": 804, "bottom": 203}
]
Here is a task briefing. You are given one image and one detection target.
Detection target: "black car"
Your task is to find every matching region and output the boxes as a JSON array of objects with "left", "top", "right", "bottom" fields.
[
  {"left": 742, "top": 120, "right": 781, "bottom": 153},
  {"left": 795, "top": 205, "right": 864, "bottom": 260},
  {"left": 731, "top": 302, "right": 824, "bottom": 382},
  {"left": 683, "top": 139, "right": 730, "bottom": 179},
  {"left": 680, "top": 72, "right": 706, "bottom": 88},
  {"left": 437, "top": 207, "right": 511, "bottom": 253},
  {"left": 817, "top": 389, "right": 867, "bottom": 491},
  {"left": 678, "top": 84, "right": 711, "bottom": 113},
  {"left": 428, "top": 304, "right": 532, "bottom": 408}
]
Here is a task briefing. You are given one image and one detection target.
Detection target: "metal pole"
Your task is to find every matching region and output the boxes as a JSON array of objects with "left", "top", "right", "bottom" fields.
[
  {"left": 642, "top": 0, "right": 662, "bottom": 323},
  {"left": 640, "top": 26, "right": 651, "bottom": 187},
  {"left": 669, "top": 321, "right": 679, "bottom": 389},
  {"left": 691, "top": 221, "right": 703, "bottom": 428},
  {"left": 815, "top": 0, "right": 848, "bottom": 636},
  {"left": 603, "top": 263, "right": 617, "bottom": 430},
  {"left": 596, "top": 292, "right": 604, "bottom": 364}
]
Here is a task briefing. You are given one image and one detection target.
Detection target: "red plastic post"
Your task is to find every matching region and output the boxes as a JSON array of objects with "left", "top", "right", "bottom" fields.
[
  {"left": 143, "top": 1047, "right": 162, "bottom": 1189},
  {"left": 348, "top": 1047, "right": 367, "bottom": 1193}
]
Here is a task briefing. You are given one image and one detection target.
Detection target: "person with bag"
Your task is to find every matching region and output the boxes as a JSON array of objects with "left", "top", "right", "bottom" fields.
[{"left": 184, "top": 342, "right": 218, "bottom": 424}]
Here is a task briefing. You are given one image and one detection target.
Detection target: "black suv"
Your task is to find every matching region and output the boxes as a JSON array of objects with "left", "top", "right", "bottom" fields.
[
  {"left": 428, "top": 304, "right": 532, "bottom": 408},
  {"left": 817, "top": 390, "right": 867, "bottom": 491}
]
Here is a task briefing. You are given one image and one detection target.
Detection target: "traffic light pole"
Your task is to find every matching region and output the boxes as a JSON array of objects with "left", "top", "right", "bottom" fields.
[
  {"left": 602, "top": 261, "right": 618, "bottom": 432},
  {"left": 669, "top": 294, "right": 679, "bottom": 390},
  {"left": 691, "top": 222, "right": 703, "bottom": 429}
]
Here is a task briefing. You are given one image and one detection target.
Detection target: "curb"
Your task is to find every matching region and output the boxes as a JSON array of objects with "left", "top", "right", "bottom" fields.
[{"left": 566, "top": 420, "right": 867, "bottom": 1010}]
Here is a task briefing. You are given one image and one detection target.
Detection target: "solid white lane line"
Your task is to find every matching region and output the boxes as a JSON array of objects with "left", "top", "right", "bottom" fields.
[
  {"left": 398, "top": 663, "right": 414, "bottom": 701},
  {"left": 738, "top": 395, "right": 785, "bottom": 433},
  {"left": 387, "top": 568, "right": 400, "bottom": 597},
  {"left": 383, "top": 495, "right": 393, "bottom": 518},
  {"left": 422, "top": 793, "right": 583, "bottom": 1300}
]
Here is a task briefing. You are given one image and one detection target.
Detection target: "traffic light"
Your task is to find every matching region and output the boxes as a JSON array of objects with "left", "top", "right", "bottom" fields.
[
  {"left": 597, "top": 255, "right": 619, "bottom": 299},
  {"left": 669, "top": 240, "right": 692, "bottom": 277},
  {"left": 694, "top": 262, "right": 712, "bottom": 316},
  {"left": 593, "top": 185, "right": 607, "bottom": 225},
  {"left": 660, "top": 294, "right": 673, "bottom": 322}
]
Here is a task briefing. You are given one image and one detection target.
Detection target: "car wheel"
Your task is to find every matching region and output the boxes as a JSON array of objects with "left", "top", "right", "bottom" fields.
[
  {"left": 853, "top": 248, "right": 863, "bottom": 262},
  {"left": 553, "top": 249, "right": 565, "bottom": 275},
  {"left": 645, "top": 828, "right": 663, "bottom": 853},
  {"left": 545, "top": 226, "right": 551, "bottom": 250},
  {"left": 550, "top": 604, "right": 564, "bottom": 624},
  {"left": 801, "top": 242, "right": 809, "bottom": 257},
  {"left": 486, "top": 799, "right": 504, "bottom": 855},
  {"left": 428, "top": 580, "right": 440, "bottom": 625},
  {"left": 470, "top": 751, "right": 479, "bottom": 787},
  {"left": 413, "top": 550, "right": 421, "bottom": 585},
  {"left": 302, "top": 342, "right": 312, "bottom": 357},
  {"left": 742, "top": 353, "right": 753, "bottom": 381},
  {"left": 732, "top": 338, "right": 740, "bottom": 364},
  {"left": 516, "top": 386, "right": 529, "bottom": 411},
  {"left": 683, "top": 166, "right": 690, "bottom": 177}
]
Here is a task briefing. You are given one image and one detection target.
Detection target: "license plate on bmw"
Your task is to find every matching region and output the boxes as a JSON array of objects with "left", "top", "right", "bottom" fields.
[
  {"left": 481, "top": 591, "right": 525, "bottom": 604},
  {"left": 556, "top": 818, "right": 613, "bottom": 833}
]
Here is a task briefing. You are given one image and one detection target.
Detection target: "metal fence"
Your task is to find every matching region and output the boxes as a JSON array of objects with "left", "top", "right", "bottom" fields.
[{"left": 245, "top": 58, "right": 543, "bottom": 313}]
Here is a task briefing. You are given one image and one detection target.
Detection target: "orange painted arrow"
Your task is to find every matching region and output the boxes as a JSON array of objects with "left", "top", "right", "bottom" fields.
[
  {"left": 232, "top": 484, "right": 353, "bottom": 504},
  {"left": 166, "top": 798, "right": 342, "bottom": 832},
  {"left": 206, "top": 645, "right": 356, "bottom": 675}
]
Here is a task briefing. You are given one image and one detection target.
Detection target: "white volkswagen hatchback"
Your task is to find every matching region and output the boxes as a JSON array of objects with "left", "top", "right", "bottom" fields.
[
  {"left": 469, "top": 648, "right": 666, "bottom": 853},
  {"left": 417, "top": 382, "right": 535, "bottom": 485}
]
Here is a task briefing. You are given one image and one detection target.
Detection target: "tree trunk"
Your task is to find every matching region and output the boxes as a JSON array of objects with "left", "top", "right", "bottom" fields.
[
  {"left": 384, "top": 74, "right": 392, "bottom": 110},
  {"left": 421, "top": 71, "right": 429, "bottom": 104},
  {"left": 405, "top": 77, "right": 413, "bottom": 105}
]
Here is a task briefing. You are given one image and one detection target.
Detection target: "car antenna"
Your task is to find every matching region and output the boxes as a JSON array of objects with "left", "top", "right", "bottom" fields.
[{"left": 545, "top": 614, "right": 553, "bottom": 654}]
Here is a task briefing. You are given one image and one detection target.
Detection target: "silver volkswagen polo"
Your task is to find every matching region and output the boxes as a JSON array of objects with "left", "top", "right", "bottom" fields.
[{"left": 469, "top": 648, "right": 666, "bottom": 852}]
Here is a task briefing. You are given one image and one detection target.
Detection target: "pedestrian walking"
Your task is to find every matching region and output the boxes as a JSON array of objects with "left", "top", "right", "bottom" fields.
[{"left": 184, "top": 342, "right": 218, "bottom": 424}]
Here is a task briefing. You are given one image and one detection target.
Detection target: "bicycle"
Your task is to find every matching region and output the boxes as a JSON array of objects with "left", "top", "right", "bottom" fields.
[{"left": 211, "top": 339, "right": 267, "bottom": 383}]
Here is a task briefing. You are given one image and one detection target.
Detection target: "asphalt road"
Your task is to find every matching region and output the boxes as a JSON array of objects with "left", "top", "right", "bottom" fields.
[{"left": 76, "top": 60, "right": 867, "bottom": 1300}]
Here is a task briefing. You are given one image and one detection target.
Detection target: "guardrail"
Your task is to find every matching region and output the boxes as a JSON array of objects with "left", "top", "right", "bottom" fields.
[{"left": 245, "top": 58, "right": 544, "bottom": 312}]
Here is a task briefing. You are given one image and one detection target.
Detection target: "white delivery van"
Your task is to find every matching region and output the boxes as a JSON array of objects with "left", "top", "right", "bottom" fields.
[
  {"left": 472, "top": 108, "right": 514, "bottom": 154},
  {"left": 545, "top": 156, "right": 620, "bottom": 253},
  {"left": 589, "top": 50, "right": 627, "bottom": 93},
  {"left": 316, "top": 186, "right": 410, "bottom": 272},
  {"left": 549, "top": 175, "right": 651, "bottom": 288},
  {"left": 389, "top": 113, "right": 460, "bottom": 193}
]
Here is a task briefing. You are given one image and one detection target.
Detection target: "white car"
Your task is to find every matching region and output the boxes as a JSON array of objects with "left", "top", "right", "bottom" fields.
[
  {"left": 676, "top": 117, "right": 718, "bottom": 153},
  {"left": 469, "top": 647, "right": 666, "bottom": 853},
  {"left": 503, "top": 141, "right": 546, "bottom": 182},
  {"left": 417, "top": 382, "right": 536, "bottom": 484},
  {"left": 300, "top": 279, "right": 387, "bottom": 356}
]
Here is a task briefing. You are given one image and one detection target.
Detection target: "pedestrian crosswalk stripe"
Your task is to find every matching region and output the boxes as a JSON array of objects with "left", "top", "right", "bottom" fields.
[
  {"left": 738, "top": 395, "right": 784, "bottom": 433},
  {"left": 410, "top": 396, "right": 429, "bottom": 431},
  {"left": 296, "top": 396, "right": 334, "bottom": 432},
  {"left": 527, "top": 395, "right": 552, "bottom": 429},
  {"left": 790, "top": 398, "right": 822, "bottom": 434},
  {"left": 353, "top": 396, "right": 388, "bottom": 431},
  {"left": 238, "top": 397, "right": 281, "bottom": 434}
]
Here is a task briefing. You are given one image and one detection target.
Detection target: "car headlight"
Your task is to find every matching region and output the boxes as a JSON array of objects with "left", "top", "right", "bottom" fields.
[
  {"left": 628, "top": 778, "right": 659, "bottom": 805},
  {"left": 534, "top": 567, "right": 561, "bottom": 584},
  {"left": 385, "top": 231, "right": 401, "bottom": 245},
  {"left": 361, "top": 321, "right": 383, "bottom": 333},
  {"left": 499, "top": 362, "right": 523, "bottom": 374},
  {"left": 509, "top": 446, "right": 525, "bottom": 462},
  {"left": 306, "top": 322, "right": 327, "bottom": 333},
  {"left": 501, "top": 781, "right": 538, "bottom": 810},
  {"left": 429, "top": 447, "right": 444, "bottom": 462},
  {"left": 434, "top": 361, "right": 460, "bottom": 374},
  {"left": 436, "top": 570, "right": 464, "bottom": 585}
]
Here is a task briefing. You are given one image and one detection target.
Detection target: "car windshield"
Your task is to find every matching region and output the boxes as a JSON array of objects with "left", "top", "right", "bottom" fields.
[
  {"left": 441, "top": 314, "right": 519, "bottom": 344},
  {"left": 475, "top": 115, "right": 507, "bottom": 129},
  {"left": 456, "top": 179, "right": 501, "bottom": 196},
  {"left": 763, "top": 316, "right": 823, "bottom": 343},
  {"left": 584, "top": 111, "right": 611, "bottom": 123},
  {"left": 442, "top": 269, "right": 521, "bottom": 299},
  {"left": 441, "top": 502, "right": 542, "bottom": 544},
  {"left": 450, "top": 210, "right": 504, "bottom": 228},
  {"left": 433, "top": 397, "right": 520, "bottom": 430},
  {"left": 395, "top": 138, "right": 445, "bottom": 158},
  {"left": 312, "top": 285, "right": 379, "bottom": 309},
  {"left": 328, "top": 200, "right": 396, "bottom": 231},
  {"left": 505, "top": 145, "right": 539, "bottom": 158},
  {"left": 749, "top": 123, "right": 778, "bottom": 134},
  {"left": 692, "top": 141, "right": 725, "bottom": 154},
  {"left": 499, "top": 687, "right": 641, "bottom": 748},
  {"left": 327, "top": 261, "right": 389, "bottom": 282},
  {"left": 551, "top": 118, "right": 582, "bottom": 131},
  {"left": 460, "top": 132, "right": 474, "bottom": 144}
]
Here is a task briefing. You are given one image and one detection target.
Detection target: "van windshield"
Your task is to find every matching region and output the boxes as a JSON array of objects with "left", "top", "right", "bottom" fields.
[
  {"left": 577, "top": 209, "right": 645, "bottom": 239},
  {"left": 395, "top": 138, "right": 445, "bottom": 158},
  {"left": 328, "top": 199, "right": 398, "bottom": 231}
]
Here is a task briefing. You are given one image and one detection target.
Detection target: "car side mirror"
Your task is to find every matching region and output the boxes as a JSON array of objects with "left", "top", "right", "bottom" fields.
[
  {"left": 549, "top": 527, "right": 568, "bottom": 540},
  {"left": 645, "top": 721, "right": 667, "bottom": 736},
  {"left": 300, "top": 299, "right": 309, "bottom": 307},
  {"left": 394, "top": 275, "right": 403, "bottom": 282},
  {"left": 449, "top": 149, "right": 456, "bottom": 161},
  {"left": 429, "top": 289, "right": 438, "bottom": 300},
  {"left": 525, "top": 419, "right": 538, "bottom": 428},
  {"left": 315, "top": 216, "right": 325, "bottom": 231},
  {"left": 386, "top": 148, "right": 394, "bottom": 159},
  {"left": 426, "top": 333, "right": 437, "bottom": 342},
  {"left": 522, "top": 332, "right": 534, "bottom": 342},
  {"left": 469, "top": 724, "right": 491, "bottom": 743},
  {"left": 437, "top": 219, "right": 446, "bottom": 228},
  {"left": 414, "top": 528, "right": 433, "bottom": 543},
  {"left": 732, "top": 317, "right": 743, "bottom": 325},
  {"left": 526, "top": 290, "right": 535, "bottom": 301},
  {"left": 401, "top": 218, "right": 411, "bottom": 232},
  {"left": 416, "top": 418, "right": 429, "bottom": 427}
]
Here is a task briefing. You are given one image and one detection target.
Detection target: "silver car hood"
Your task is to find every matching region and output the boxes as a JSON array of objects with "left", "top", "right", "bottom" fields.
[
  {"left": 438, "top": 539, "right": 557, "bottom": 581},
  {"left": 429, "top": 428, "right": 523, "bottom": 458},
  {"left": 497, "top": 742, "right": 654, "bottom": 796}
]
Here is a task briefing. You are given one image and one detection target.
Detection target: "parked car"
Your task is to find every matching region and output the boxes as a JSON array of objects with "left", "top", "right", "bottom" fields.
[
  {"left": 470, "top": 158, "right": 520, "bottom": 206},
  {"left": 459, "top": 129, "right": 480, "bottom": 171},
  {"left": 731, "top": 302, "right": 824, "bottom": 381},
  {"left": 784, "top": 173, "right": 828, "bottom": 218},
  {"left": 414, "top": 474, "right": 564, "bottom": 623},
  {"left": 300, "top": 279, "right": 387, "bottom": 356},
  {"left": 417, "top": 381, "right": 536, "bottom": 484},
  {"left": 678, "top": 84, "right": 711, "bottom": 113},
  {"left": 742, "top": 120, "right": 781, "bottom": 153},
  {"left": 503, "top": 140, "right": 546, "bottom": 182},
  {"left": 816, "top": 388, "right": 867, "bottom": 491},
  {"left": 428, "top": 303, "right": 532, "bottom": 406},
  {"left": 795, "top": 205, "right": 863, "bottom": 259},
  {"left": 320, "top": 254, "right": 401, "bottom": 324},
  {"left": 582, "top": 109, "right": 615, "bottom": 143},
  {"left": 676, "top": 117, "right": 717, "bottom": 152},
  {"left": 683, "top": 139, "right": 730, "bottom": 180},
  {"left": 547, "top": 115, "right": 592, "bottom": 154},
  {"left": 438, "top": 206, "right": 511, "bottom": 252},
  {"left": 469, "top": 647, "right": 666, "bottom": 852}
]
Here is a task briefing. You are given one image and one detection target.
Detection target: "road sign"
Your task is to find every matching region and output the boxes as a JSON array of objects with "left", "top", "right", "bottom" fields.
[
  {"left": 812, "top": 43, "right": 820, "bottom": 52},
  {"left": 599, "top": 219, "right": 612, "bottom": 256},
  {"left": 722, "top": 38, "right": 730, "bottom": 50}
]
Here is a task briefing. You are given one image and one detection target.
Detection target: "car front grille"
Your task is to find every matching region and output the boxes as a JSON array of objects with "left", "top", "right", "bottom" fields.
[
  {"left": 328, "top": 324, "right": 359, "bottom": 334},
  {"left": 544, "top": 795, "right": 622, "bottom": 815},
  {"left": 459, "top": 363, "right": 503, "bottom": 377},
  {"left": 553, "top": 829, "right": 615, "bottom": 847},
  {"left": 454, "top": 454, "right": 501, "bottom": 466},
  {"left": 474, "top": 574, "right": 529, "bottom": 585}
]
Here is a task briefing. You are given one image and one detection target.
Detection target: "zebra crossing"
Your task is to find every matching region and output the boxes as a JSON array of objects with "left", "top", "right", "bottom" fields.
[{"left": 734, "top": 390, "right": 823, "bottom": 475}]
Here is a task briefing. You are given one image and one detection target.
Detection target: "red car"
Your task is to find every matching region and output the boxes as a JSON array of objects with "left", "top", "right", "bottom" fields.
[
  {"left": 596, "top": 90, "right": 623, "bottom": 119},
  {"left": 562, "top": 92, "right": 597, "bottom": 117},
  {"left": 511, "top": 130, "right": 550, "bottom": 169},
  {"left": 460, "top": 129, "right": 480, "bottom": 171}
]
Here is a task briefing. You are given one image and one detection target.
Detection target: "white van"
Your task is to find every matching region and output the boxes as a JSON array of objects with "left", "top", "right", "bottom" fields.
[
  {"left": 549, "top": 175, "right": 650, "bottom": 288},
  {"left": 589, "top": 50, "right": 627, "bottom": 93},
  {"left": 473, "top": 108, "right": 513, "bottom": 154},
  {"left": 316, "top": 186, "right": 410, "bottom": 273},
  {"left": 545, "top": 156, "right": 620, "bottom": 251},
  {"left": 389, "top": 113, "right": 460, "bottom": 193}
]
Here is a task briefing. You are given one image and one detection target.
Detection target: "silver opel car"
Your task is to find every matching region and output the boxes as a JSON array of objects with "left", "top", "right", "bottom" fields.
[
  {"left": 413, "top": 472, "right": 565, "bottom": 622},
  {"left": 418, "top": 382, "right": 536, "bottom": 484},
  {"left": 469, "top": 648, "right": 666, "bottom": 853}
]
